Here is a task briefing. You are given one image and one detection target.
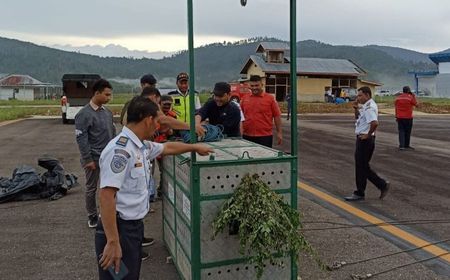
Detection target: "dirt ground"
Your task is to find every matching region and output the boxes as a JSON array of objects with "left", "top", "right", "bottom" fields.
[{"left": 0, "top": 116, "right": 449, "bottom": 279}]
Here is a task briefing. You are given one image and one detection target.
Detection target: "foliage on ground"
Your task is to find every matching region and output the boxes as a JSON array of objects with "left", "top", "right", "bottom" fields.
[{"left": 212, "top": 174, "right": 322, "bottom": 279}]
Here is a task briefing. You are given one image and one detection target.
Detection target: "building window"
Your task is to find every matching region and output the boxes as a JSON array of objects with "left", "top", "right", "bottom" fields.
[{"left": 266, "top": 74, "right": 290, "bottom": 101}]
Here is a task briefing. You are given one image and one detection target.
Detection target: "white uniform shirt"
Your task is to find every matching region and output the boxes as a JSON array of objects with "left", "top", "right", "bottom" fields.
[
  {"left": 99, "top": 126, "right": 164, "bottom": 220},
  {"left": 231, "top": 100, "right": 245, "bottom": 121},
  {"left": 355, "top": 99, "right": 378, "bottom": 135}
]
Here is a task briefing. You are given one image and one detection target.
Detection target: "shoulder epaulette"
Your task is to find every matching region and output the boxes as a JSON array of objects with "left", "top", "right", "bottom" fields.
[{"left": 116, "top": 136, "right": 129, "bottom": 147}]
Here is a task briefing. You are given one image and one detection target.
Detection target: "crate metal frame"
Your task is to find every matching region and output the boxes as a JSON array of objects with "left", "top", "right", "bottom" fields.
[{"left": 162, "top": 0, "right": 298, "bottom": 278}]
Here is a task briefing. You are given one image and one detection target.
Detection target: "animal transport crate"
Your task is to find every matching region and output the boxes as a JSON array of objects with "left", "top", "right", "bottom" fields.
[{"left": 161, "top": 138, "right": 298, "bottom": 280}]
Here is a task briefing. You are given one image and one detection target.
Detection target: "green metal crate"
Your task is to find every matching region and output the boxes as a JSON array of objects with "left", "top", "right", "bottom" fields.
[{"left": 161, "top": 139, "right": 298, "bottom": 280}]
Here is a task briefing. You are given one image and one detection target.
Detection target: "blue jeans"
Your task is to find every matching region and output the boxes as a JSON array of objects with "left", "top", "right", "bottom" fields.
[{"left": 95, "top": 216, "right": 144, "bottom": 280}]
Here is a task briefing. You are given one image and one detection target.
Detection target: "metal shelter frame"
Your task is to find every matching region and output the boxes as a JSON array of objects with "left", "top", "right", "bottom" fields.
[
  {"left": 185, "top": 0, "right": 298, "bottom": 169},
  {"left": 174, "top": 1, "right": 299, "bottom": 279}
]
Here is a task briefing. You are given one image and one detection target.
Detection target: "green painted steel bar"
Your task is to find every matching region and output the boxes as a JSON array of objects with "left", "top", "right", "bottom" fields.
[
  {"left": 290, "top": 0, "right": 299, "bottom": 279},
  {"left": 191, "top": 164, "right": 201, "bottom": 279},
  {"left": 186, "top": 1, "right": 200, "bottom": 279},
  {"left": 290, "top": 0, "right": 298, "bottom": 158},
  {"left": 187, "top": 0, "right": 197, "bottom": 146}
]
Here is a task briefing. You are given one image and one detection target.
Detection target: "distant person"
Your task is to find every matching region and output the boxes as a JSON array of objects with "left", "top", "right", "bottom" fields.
[
  {"left": 395, "top": 86, "right": 418, "bottom": 151},
  {"left": 168, "top": 72, "right": 201, "bottom": 125},
  {"left": 345, "top": 86, "right": 390, "bottom": 201},
  {"left": 324, "top": 88, "right": 333, "bottom": 103},
  {"left": 286, "top": 93, "right": 291, "bottom": 120},
  {"left": 240, "top": 75, "right": 282, "bottom": 148},
  {"left": 160, "top": 95, "right": 177, "bottom": 118},
  {"left": 195, "top": 82, "right": 241, "bottom": 137},
  {"left": 74, "top": 79, "right": 116, "bottom": 228},
  {"left": 95, "top": 96, "right": 213, "bottom": 280},
  {"left": 121, "top": 76, "right": 202, "bottom": 136},
  {"left": 120, "top": 74, "right": 157, "bottom": 125}
]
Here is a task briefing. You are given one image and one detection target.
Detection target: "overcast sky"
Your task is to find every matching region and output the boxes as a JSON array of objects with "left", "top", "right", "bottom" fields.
[{"left": 0, "top": 0, "right": 449, "bottom": 53}]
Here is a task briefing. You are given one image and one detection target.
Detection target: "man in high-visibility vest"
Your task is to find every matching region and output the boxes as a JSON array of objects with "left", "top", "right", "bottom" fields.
[{"left": 168, "top": 72, "right": 201, "bottom": 125}]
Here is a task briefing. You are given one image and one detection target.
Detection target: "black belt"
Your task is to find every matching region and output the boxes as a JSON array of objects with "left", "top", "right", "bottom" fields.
[{"left": 116, "top": 214, "right": 143, "bottom": 225}]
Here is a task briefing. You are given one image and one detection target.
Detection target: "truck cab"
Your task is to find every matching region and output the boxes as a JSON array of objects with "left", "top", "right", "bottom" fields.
[
  {"left": 229, "top": 82, "right": 251, "bottom": 103},
  {"left": 61, "top": 74, "right": 101, "bottom": 124}
]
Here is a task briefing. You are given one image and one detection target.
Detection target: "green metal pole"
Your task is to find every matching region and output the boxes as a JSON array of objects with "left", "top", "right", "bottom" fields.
[
  {"left": 187, "top": 1, "right": 200, "bottom": 280},
  {"left": 290, "top": 0, "right": 298, "bottom": 279},
  {"left": 187, "top": 0, "right": 197, "bottom": 146},
  {"left": 290, "top": 0, "right": 298, "bottom": 158}
]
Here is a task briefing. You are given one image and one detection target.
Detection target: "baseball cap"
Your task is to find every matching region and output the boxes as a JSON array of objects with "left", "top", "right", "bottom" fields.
[
  {"left": 176, "top": 72, "right": 189, "bottom": 82},
  {"left": 140, "top": 74, "right": 157, "bottom": 85},
  {"left": 213, "top": 82, "right": 231, "bottom": 97}
]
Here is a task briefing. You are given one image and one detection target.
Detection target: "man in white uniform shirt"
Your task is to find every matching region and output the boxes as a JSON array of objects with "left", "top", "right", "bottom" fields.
[
  {"left": 95, "top": 96, "right": 213, "bottom": 279},
  {"left": 345, "top": 87, "right": 390, "bottom": 201}
]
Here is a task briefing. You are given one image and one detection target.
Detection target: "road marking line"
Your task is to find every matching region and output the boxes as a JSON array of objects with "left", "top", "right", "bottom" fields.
[
  {"left": 298, "top": 182, "right": 450, "bottom": 263},
  {"left": 0, "top": 119, "right": 24, "bottom": 127}
]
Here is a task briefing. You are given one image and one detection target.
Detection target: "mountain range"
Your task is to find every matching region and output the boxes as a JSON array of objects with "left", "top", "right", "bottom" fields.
[
  {"left": 0, "top": 36, "right": 438, "bottom": 91},
  {"left": 49, "top": 43, "right": 174, "bottom": 59}
]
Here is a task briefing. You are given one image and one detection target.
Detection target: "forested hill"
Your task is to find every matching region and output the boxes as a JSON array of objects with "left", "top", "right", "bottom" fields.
[{"left": 0, "top": 37, "right": 437, "bottom": 90}]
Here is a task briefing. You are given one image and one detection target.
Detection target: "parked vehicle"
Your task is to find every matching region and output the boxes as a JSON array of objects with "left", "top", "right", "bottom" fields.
[
  {"left": 61, "top": 74, "right": 101, "bottom": 124},
  {"left": 376, "top": 89, "right": 391, "bottom": 96},
  {"left": 339, "top": 88, "right": 357, "bottom": 102},
  {"left": 229, "top": 82, "right": 251, "bottom": 103}
]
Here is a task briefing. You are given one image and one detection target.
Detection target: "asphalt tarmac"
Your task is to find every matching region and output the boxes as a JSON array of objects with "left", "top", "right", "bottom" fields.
[{"left": 0, "top": 116, "right": 449, "bottom": 279}]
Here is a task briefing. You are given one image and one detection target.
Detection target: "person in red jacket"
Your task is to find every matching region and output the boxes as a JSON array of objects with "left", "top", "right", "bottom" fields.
[{"left": 395, "top": 86, "right": 419, "bottom": 151}]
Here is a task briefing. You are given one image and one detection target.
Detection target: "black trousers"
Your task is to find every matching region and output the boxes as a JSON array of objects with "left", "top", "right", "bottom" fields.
[
  {"left": 243, "top": 135, "right": 273, "bottom": 148},
  {"left": 397, "top": 118, "right": 413, "bottom": 148},
  {"left": 95, "top": 216, "right": 144, "bottom": 280},
  {"left": 354, "top": 136, "right": 387, "bottom": 196}
]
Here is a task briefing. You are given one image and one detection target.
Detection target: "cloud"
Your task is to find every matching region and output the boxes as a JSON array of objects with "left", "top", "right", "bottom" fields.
[{"left": 1, "top": 0, "right": 450, "bottom": 52}]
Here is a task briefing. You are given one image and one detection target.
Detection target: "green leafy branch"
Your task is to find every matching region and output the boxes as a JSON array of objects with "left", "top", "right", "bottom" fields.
[{"left": 212, "top": 174, "right": 323, "bottom": 279}]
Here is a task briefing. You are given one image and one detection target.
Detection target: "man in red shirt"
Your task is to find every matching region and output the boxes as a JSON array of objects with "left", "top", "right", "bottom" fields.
[
  {"left": 240, "top": 75, "right": 282, "bottom": 148},
  {"left": 395, "top": 86, "right": 419, "bottom": 151}
]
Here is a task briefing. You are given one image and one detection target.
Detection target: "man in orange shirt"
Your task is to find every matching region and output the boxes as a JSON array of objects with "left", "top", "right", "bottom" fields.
[
  {"left": 240, "top": 75, "right": 282, "bottom": 148},
  {"left": 395, "top": 86, "right": 418, "bottom": 151}
]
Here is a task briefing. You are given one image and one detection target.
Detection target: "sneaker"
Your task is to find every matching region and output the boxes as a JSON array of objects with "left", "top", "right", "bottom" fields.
[
  {"left": 141, "top": 250, "right": 150, "bottom": 261},
  {"left": 88, "top": 215, "right": 98, "bottom": 228},
  {"left": 380, "top": 181, "right": 390, "bottom": 200},
  {"left": 344, "top": 194, "right": 365, "bottom": 201},
  {"left": 405, "top": 146, "right": 415, "bottom": 151},
  {"left": 142, "top": 237, "right": 155, "bottom": 247},
  {"left": 399, "top": 147, "right": 406, "bottom": 151}
]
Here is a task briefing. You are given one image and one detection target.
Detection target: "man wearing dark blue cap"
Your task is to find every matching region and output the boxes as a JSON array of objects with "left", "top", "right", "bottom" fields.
[
  {"left": 140, "top": 74, "right": 157, "bottom": 88},
  {"left": 195, "top": 82, "right": 241, "bottom": 137}
]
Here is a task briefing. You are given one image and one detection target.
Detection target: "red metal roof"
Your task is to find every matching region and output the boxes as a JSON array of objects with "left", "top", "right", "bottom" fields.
[{"left": 0, "top": 75, "right": 44, "bottom": 86}]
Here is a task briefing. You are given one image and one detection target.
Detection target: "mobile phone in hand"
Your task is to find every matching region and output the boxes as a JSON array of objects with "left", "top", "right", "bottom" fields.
[{"left": 108, "top": 260, "right": 129, "bottom": 280}]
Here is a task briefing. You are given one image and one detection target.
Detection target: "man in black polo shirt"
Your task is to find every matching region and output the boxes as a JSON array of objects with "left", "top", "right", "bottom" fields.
[{"left": 195, "top": 82, "right": 241, "bottom": 137}]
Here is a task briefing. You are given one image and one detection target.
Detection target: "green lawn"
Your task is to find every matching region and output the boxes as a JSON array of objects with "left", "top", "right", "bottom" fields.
[
  {"left": 0, "top": 107, "right": 61, "bottom": 122},
  {"left": 374, "top": 96, "right": 450, "bottom": 105},
  {"left": 1, "top": 93, "right": 449, "bottom": 122}
]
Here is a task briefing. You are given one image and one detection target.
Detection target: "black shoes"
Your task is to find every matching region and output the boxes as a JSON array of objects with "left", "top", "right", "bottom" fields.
[
  {"left": 88, "top": 214, "right": 98, "bottom": 228},
  {"left": 344, "top": 194, "right": 365, "bottom": 201},
  {"left": 380, "top": 181, "right": 390, "bottom": 200},
  {"left": 142, "top": 237, "right": 155, "bottom": 247},
  {"left": 141, "top": 251, "right": 150, "bottom": 261}
]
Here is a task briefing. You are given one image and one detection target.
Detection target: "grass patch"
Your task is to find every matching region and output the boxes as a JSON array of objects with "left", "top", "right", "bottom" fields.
[
  {"left": 278, "top": 102, "right": 354, "bottom": 114},
  {"left": 0, "top": 107, "right": 61, "bottom": 122}
]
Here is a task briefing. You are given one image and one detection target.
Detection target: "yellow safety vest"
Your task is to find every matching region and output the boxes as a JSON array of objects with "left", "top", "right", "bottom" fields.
[{"left": 172, "top": 94, "right": 195, "bottom": 125}]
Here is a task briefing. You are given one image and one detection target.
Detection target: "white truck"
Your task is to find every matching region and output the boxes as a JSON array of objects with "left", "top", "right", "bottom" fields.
[{"left": 61, "top": 74, "right": 101, "bottom": 124}]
